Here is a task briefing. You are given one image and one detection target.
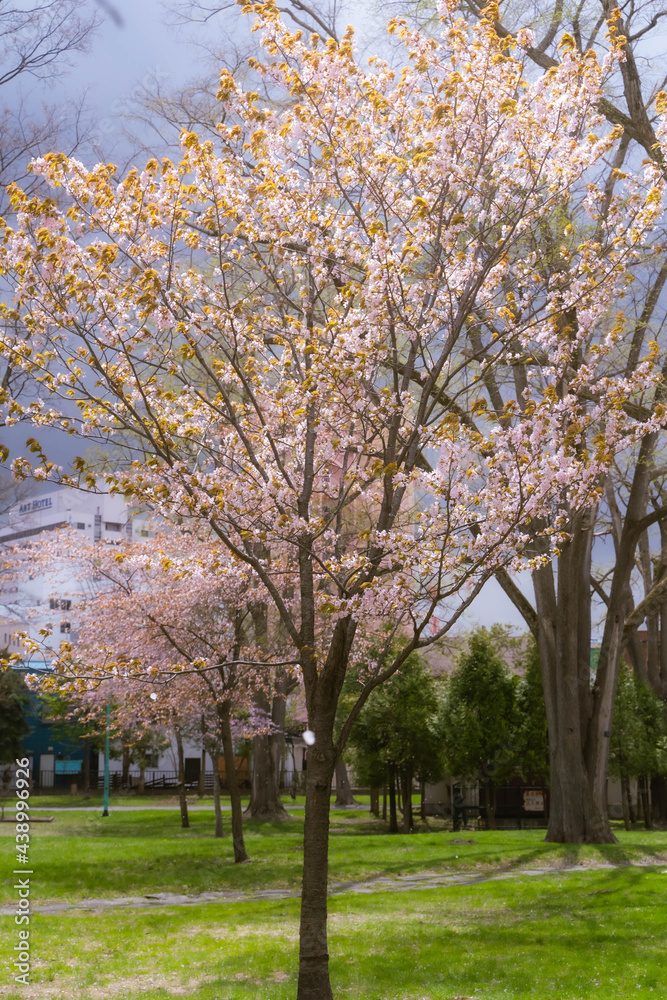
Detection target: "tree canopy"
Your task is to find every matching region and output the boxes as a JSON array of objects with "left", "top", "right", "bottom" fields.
[
  {"left": 2, "top": 3, "right": 667, "bottom": 996},
  {"left": 0, "top": 666, "right": 30, "bottom": 764}
]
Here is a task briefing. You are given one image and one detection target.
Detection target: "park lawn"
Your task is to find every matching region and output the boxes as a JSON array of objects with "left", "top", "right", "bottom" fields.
[
  {"left": 1, "top": 806, "right": 667, "bottom": 904},
  {"left": 0, "top": 865, "right": 664, "bottom": 999},
  {"left": 9, "top": 794, "right": 214, "bottom": 809}
]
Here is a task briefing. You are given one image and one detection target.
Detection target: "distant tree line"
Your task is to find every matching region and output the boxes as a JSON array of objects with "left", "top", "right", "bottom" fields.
[{"left": 344, "top": 628, "right": 667, "bottom": 832}]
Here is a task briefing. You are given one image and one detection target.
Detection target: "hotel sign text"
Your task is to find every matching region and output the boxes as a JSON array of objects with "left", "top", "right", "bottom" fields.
[{"left": 18, "top": 498, "right": 53, "bottom": 516}]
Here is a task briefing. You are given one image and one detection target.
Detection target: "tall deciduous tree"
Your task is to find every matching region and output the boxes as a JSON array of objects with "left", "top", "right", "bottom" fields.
[
  {"left": 2, "top": 3, "right": 667, "bottom": 995},
  {"left": 385, "top": 0, "right": 667, "bottom": 845}
]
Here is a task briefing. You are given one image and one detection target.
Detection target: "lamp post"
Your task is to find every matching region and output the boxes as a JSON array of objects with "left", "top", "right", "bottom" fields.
[{"left": 102, "top": 696, "right": 110, "bottom": 817}]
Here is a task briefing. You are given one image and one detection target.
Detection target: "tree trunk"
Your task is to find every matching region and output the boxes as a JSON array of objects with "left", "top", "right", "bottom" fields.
[
  {"left": 296, "top": 722, "right": 336, "bottom": 1000},
  {"left": 499, "top": 436, "right": 658, "bottom": 844},
  {"left": 621, "top": 774, "right": 631, "bottom": 830},
  {"left": 294, "top": 597, "right": 354, "bottom": 999},
  {"left": 248, "top": 726, "right": 285, "bottom": 819},
  {"left": 198, "top": 737, "right": 206, "bottom": 797},
  {"left": 81, "top": 737, "right": 90, "bottom": 795},
  {"left": 485, "top": 779, "right": 497, "bottom": 831},
  {"left": 334, "top": 759, "right": 357, "bottom": 806},
  {"left": 626, "top": 776, "right": 637, "bottom": 824},
  {"left": 401, "top": 769, "right": 413, "bottom": 833},
  {"left": 532, "top": 512, "right": 617, "bottom": 843},
  {"left": 138, "top": 757, "right": 145, "bottom": 795},
  {"left": 382, "top": 783, "right": 387, "bottom": 820},
  {"left": 639, "top": 775, "right": 652, "bottom": 829},
  {"left": 212, "top": 751, "right": 224, "bottom": 838},
  {"left": 370, "top": 787, "right": 380, "bottom": 817},
  {"left": 420, "top": 780, "right": 426, "bottom": 821},
  {"left": 246, "top": 676, "right": 290, "bottom": 820},
  {"left": 218, "top": 704, "right": 248, "bottom": 863},
  {"left": 388, "top": 768, "right": 398, "bottom": 833},
  {"left": 175, "top": 728, "right": 189, "bottom": 829},
  {"left": 121, "top": 746, "right": 131, "bottom": 789},
  {"left": 246, "top": 604, "right": 291, "bottom": 819},
  {"left": 650, "top": 774, "right": 667, "bottom": 824}
]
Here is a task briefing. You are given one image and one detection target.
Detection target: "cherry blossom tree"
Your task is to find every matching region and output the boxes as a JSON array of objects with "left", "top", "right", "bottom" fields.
[
  {"left": 2, "top": 2, "right": 667, "bottom": 995},
  {"left": 24, "top": 526, "right": 286, "bottom": 861}
]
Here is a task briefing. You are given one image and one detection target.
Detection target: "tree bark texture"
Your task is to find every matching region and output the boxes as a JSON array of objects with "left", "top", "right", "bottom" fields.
[
  {"left": 625, "top": 776, "right": 637, "bottom": 824},
  {"left": 484, "top": 780, "right": 497, "bottom": 831},
  {"left": 334, "top": 759, "right": 357, "bottom": 806},
  {"left": 247, "top": 679, "right": 289, "bottom": 820},
  {"left": 639, "top": 776, "right": 652, "bottom": 828},
  {"left": 296, "top": 725, "right": 336, "bottom": 1000},
  {"left": 527, "top": 438, "right": 657, "bottom": 846},
  {"left": 650, "top": 775, "right": 667, "bottom": 824},
  {"left": 533, "top": 514, "right": 617, "bottom": 843},
  {"left": 296, "top": 612, "right": 355, "bottom": 1000},
  {"left": 401, "top": 769, "right": 413, "bottom": 832},
  {"left": 621, "top": 776, "right": 631, "bottom": 830},
  {"left": 198, "top": 736, "right": 206, "bottom": 797},
  {"left": 175, "top": 728, "right": 189, "bottom": 830},
  {"left": 212, "top": 751, "right": 224, "bottom": 838},
  {"left": 218, "top": 704, "right": 248, "bottom": 863},
  {"left": 389, "top": 769, "right": 398, "bottom": 833},
  {"left": 370, "top": 787, "right": 380, "bottom": 817}
]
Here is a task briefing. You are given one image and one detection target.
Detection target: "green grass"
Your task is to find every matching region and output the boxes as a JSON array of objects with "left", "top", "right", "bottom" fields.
[
  {"left": 3, "top": 792, "right": 256, "bottom": 809},
  {"left": 0, "top": 866, "right": 665, "bottom": 999},
  {"left": 2, "top": 809, "right": 666, "bottom": 998},
  {"left": 2, "top": 806, "right": 667, "bottom": 904}
]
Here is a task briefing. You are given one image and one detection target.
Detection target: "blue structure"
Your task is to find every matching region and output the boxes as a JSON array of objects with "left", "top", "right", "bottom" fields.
[{"left": 13, "top": 664, "right": 96, "bottom": 790}]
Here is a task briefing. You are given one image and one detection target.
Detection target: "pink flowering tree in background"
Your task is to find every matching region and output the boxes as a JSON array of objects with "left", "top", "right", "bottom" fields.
[
  {"left": 2, "top": 1, "right": 667, "bottom": 995},
  {"left": 24, "top": 526, "right": 288, "bottom": 861}
]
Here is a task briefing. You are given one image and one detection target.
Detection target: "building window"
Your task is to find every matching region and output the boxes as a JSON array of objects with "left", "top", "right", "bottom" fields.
[
  {"left": 49, "top": 598, "right": 71, "bottom": 611},
  {"left": 104, "top": 522, "right": 123, "bottom": 532},
  {"left": 60, "top": 622, "right": 71, "bottom": 634},
  {"left": 76, "top": 522, "right": 85, "bottom": 530}
]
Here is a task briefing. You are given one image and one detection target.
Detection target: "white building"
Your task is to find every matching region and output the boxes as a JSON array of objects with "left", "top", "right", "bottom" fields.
[
  {"left": 0, "top": 485, "right": 151, "bottom": 650},
  {"left": 0, "top": 485, "right": 210, "bottom": 787},
  {"left": 0, "top": 486, "right": 145, "bottom": 547}
]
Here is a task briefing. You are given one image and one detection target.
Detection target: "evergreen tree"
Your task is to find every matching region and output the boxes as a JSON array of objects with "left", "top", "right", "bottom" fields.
[
  {"left": 610, "top": 665, "right": 667, "bottom": 829},
  {"left": 348, "top": 653, "right": 445, "bottom": 833},
  {"left": 441, "top": 629, "right": 516, "bottom": 829},
  {"left": 0, "top": 665, "right": 30, "bottom": 763},
  {"left": 512, "top": 638, "right": 550, "bottom": 783}
]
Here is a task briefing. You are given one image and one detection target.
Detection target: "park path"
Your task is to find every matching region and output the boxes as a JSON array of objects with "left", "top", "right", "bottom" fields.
[{"left": 1, "top": 859, "right": 663, "bottom": 918}]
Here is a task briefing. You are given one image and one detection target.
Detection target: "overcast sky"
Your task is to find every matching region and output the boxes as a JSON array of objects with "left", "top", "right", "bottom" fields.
[{"left": 2, "top": 0, "right": 620, "bottom": 635}]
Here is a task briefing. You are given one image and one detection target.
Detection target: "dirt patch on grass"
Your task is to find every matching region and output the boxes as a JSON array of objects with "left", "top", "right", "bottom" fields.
[{"left": 0, "top": 974, "right": 219, "bottom": 1000}]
